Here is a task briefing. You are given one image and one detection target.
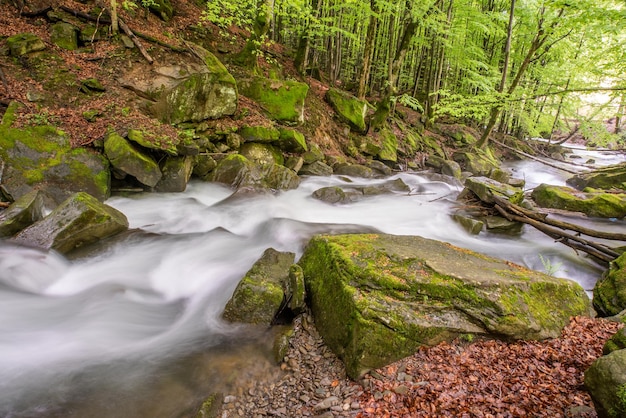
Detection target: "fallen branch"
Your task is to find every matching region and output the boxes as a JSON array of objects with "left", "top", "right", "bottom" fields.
[
  {"left": 134, "top": 31, "right": 186, "bottom": 53},
  {"left": 59, "top": 5, "right": 111, "bottom": 24},
  {"left": 493, "top": 195, "right": 626, "bottom": 241},
  {"left": 493, "top": 139, "right": 580, "bottom": 174},
  {"left": 490, "top": 195, "right": 622, "bottom": 264},
  {"left": 118, "top": 18, "right": 154, "bottom": 64},
  {"left": 20, "top": 6, "right": 52, "bottom": 18}
]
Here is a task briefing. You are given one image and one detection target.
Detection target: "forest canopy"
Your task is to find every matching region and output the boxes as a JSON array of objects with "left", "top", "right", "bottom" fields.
[{"left": 200, "top": 0, "right": 626, "bottom": 146}]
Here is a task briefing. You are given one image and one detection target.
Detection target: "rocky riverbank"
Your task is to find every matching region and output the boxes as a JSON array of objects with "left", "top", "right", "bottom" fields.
[{"left": 215, "top": 314, "right": 619, "bottom": 418}]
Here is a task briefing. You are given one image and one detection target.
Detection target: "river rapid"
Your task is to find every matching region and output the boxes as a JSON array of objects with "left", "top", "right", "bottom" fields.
[{"left": 0, "top": 151, "right": 624, "bottom": 417}]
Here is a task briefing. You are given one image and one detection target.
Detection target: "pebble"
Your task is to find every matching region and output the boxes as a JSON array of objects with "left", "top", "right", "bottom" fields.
[{"left": 216, "top": 312, "right": 361, "bottom": 417}]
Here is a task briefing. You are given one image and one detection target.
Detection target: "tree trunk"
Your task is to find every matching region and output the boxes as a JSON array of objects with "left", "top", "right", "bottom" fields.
[
  {"left": 357, "top": 0, "right": 378, "bottom": 100},
  {"left": 370, "top": 0, "right": 420, "bottom": 131},
  {"left": 110, "top": 0, "right": 119, "bottom": 33}
]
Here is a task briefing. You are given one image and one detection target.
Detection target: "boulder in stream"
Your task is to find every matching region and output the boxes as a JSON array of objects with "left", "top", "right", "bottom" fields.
[
  {"left": 531, "top": 183, "right": 626, "bottom": 219},
  {"left": 12, "top": 192, "right": 129, "bottom": 254},
  {"left": 298, "top": 233, "right": 591, "bottom": 379},
  {"left": 567, "top": 162, "right": 626, "bottom": 192},
  {"left": 222, "top": 248, "right": 298, "bottom": 325}
]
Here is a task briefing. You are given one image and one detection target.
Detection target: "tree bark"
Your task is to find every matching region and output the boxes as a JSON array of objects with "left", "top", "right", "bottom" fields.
[{"left": 357, "top": 0, "right": 378, "bottom": 100}]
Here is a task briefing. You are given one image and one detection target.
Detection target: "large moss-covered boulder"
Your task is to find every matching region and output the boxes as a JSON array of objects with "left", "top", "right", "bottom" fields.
[
  {"left": 0, "top": 106, "right": 110, "bottom": 204},
  {"left": 12, "top": 192, "right": 128, "bottom": 254},
  {"left": 0, "top": 190, "right": 45, "bottom": 237},
  {"left": 584, "top": 350, "right": 626, "bottom": 418},
  {"left": 531, "top": 183, "right": 626, "bottom": 218},
  {"left": 593, "top": 253, "right": 626, "bottom": 317},
  {"left": 154, "top": 156, "right": 193, "bottom": 193},
  {"left": 300, "top": 161, "right": 333, "bottom": 176},
  {"left": 123, "top": 46, "right": 237, "bottom": 124},
  {"left": 222, "top": 248, "right": 296, "bottom": 325},
  {"left": 104, "top": 132, "right": 162, "bottom": 188},
  {"left": 238, "top": 76, "right": 309, "bottom": 123},
  {"left": 50, "top": 22, "right": 78, "bottom": 51},
  {"left": 453, "top": 148, "right": 500, "bottom": 177},
  {"left": 6, "top": 33, "right": 46, "bottom": 56},
  {"left": 299, "top": 233, "right": 590, "bottom": 379},
  {"left": 567, "top": 163, "right": 626, "bottom": 192},
  {"left": 334, "top": 163, "right": 374, "bottom": 178},
  {"left": 325, "top": 88, "right": 368, "bottom": 133}
]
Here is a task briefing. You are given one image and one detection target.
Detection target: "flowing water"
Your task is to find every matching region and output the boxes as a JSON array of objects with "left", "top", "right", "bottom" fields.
[{"left": 1, "top": 150, "right": 625, "bottom": 417}]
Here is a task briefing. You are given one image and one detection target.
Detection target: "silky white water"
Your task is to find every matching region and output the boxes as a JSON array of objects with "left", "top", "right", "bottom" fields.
[{"left": 0, "top": 155, "right": 624, "bottom": 417}]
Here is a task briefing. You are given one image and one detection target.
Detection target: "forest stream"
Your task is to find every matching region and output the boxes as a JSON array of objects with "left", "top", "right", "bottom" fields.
[{"left": 1, "top": 148, "right": 624, "bottom": 417}]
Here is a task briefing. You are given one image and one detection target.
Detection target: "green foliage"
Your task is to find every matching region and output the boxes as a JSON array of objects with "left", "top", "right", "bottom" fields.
[
  {"left": 538, "top": 254, "right": 564, "bottom": 277},
  {"left": 202, "top": 0, "right": 255, "bottom": 30},
  {"left": 393, "top": 94, "right": 424, "bottom": 113}
]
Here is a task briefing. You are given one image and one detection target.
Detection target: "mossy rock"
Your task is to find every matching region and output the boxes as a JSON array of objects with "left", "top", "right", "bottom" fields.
[
  {"left": 567, "top": 163, "right": 626, "bottom": 192},
  {"left": 154, "top": 156, "right": 194, "bottom": 193},
  {"left": 104, "top": 132, "right": 162, "bottom": 188},
  {"left": 531, "top": 183, "right": 626, "bottom": 218},
  {"left": 222, "top": 248, "right": 296, "bottom": 325},
  {"left": 594, "top": 252, "right": 626, "bottom": 317},
  {"left": 6, "top": 33, "right": 46, "bottom": 56},
  {"left": 299, "top": 161, "right": 333, "bottom": 176},
  {"left": 377, "top": 129, "right": 398, "bottom": 162},
  {"left": 584, "top": 350, "right": 626, "bottom": 418},
  {"left": 150, "top": 46, "right": 237, "bottom": 124},
  {"left": 325, "top": 88, "right": 368, "bottom": 133},
  {"left": 453, "top": 148, "right": 500, "bottom": 177},
  {"left": 278, "top": 128, "right": 308, "bottom": 153},
  {"left": 50, "top": 22, "right": 78, "bottom": 51},
  {"left": 452, "top": 213, "right": 484, "bottom": 235},
  {"left": 239, "top": 142, "right": 284, "bottom": 166},
  {"left": 148, "top": 0, "right": 174, "bottom": 21},
  {"left": 603, "top": 328, "right": 626, "bottom": 355},
  {"left": 238, "top": 126, "right": 280, "bottom": 143},
  {"left": 464, "top": 176, "right": 523, "bottom": 205},
  {"left": 312, "top": 186, "right": 352, "bottom": 204},
  {"left": 0, "top": 190, "right": 45, "bottom": 237},
  {"left": 0, "top": 115, "right": 110, "bottom": 204},
  {"left": 238, "top": 76, "right": 309, "bottom": 123},
  {"left": 334, "top": 163, "right": 375, "bottom": 178},
  {"left": 127, "top": 129, "right": 179, "bottom": 156},
  {"left": 259, "top": 163, "right": 300, "bottom": 190},
  {"left": 12, "top": 192, "right": 128, "bottom": 254},
  {"left": 194, "top": 393, "right": 223, "bottom": 418},
  {"left": 208, "top": 154, "right": 260, "bottom": 188},
  {"left": 298, "top": 233, "right": 590, "bottom": 378},
  {"left": 302, "top": 143, "right": 325, "bottom": 164}
]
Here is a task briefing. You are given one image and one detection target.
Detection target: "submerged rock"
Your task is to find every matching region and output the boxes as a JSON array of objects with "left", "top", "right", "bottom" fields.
[
  {"left": 12, "top": 192, "right": 128, "bottom": 254},
  {"left": 299, "top": 233, "right": 590, "bottom": 379},
  {"left": 209, "top": 154, "right": 298, "bottom": 190},
  {"left": 531, "top": 183, "right": 626, "bottom": 218}
]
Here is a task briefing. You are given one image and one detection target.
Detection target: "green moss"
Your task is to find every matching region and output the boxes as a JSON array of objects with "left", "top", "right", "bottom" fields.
[
  {"left": 532, "top": 184, "right": 626, "bottom": 218},
  {"left": 325, "top": 88, "right": 368, "bottom": 133},
  {"left": 239, "top": 76, "right": 309, "bottom": 123}
]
